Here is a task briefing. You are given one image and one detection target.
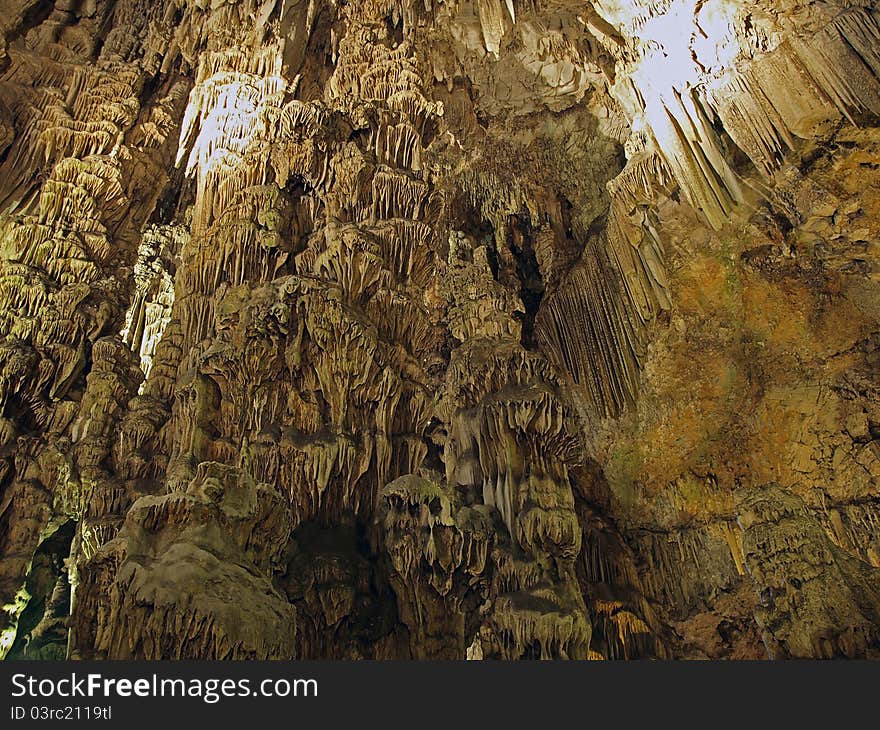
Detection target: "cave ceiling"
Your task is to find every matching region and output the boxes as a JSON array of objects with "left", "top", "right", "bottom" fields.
[{"left": 0, "top": 0, "right": 879, "bottom": 660}]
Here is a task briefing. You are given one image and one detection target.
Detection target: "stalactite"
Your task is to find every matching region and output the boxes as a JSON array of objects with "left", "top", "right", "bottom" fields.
[{"left": 536, "top": 238, "right": 646, "bottom": 417}]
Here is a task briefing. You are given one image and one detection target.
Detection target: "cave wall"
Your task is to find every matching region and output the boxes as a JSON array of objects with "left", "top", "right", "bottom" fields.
[{"left": 0, "top": 0, "right": 879, "bottom": 659}]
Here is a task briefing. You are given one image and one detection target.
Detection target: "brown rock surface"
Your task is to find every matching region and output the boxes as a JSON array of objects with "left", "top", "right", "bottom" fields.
[{"left": 0, "top": 0, "right": 879, "bottom": 659}]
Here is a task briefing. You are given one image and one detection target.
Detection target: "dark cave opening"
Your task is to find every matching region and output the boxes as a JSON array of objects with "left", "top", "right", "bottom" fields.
[
  {"left": 507, "top": 214, "right": 544, "bottom": 350},
  {"left": 6, "top": 520, "right": 76, "bottom": 660}
]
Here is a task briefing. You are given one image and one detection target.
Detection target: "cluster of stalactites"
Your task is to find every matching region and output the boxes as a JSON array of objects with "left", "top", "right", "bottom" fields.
[
  {"left": 380, "top": 475, "right": 492, "bottom": 593},
  {"left": 120, "top": 224, "right": 186, "bottom": 386},
  {"left": 444, "top": 342, "right": 582, "bottom": 556},
  {"left": 0, "top": 4, "right": 197, "bottom": 659},
  {"left": 157, "top": 10, "right": 450, "bottom": 542},
  {"left": 535, "top": 235, "right": 650, "bottom": 418},
  {"left": 529, "top": 2, "right": 880, "bottom": 421},
  {"left": 378, "top": 470, "right": 592, "bottom": 660},
  {"left": 596, "top": 2, "right": 880, "bottom": 230},
  {"left": 437, "top": 257, "right": 592, "bottom": 658}
]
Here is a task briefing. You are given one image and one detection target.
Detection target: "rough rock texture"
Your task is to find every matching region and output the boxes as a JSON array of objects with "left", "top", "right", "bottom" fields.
[{"left": 0, "top": 0, "right": 879, "bottom": 660}]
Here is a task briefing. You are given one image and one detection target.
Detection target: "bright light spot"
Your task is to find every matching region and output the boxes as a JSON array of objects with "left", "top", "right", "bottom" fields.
[
  {"left": 629, "top": 0, "right": 741, "bottom": 94},
  {"left": 0, "top": 628, "right": 14, "bottom": 649}
]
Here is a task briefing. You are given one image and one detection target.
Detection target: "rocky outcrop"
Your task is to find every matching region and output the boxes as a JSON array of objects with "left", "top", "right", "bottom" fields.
[
  {"left": 738, "top": 485, "right": 880, "bottom": 659},
  {"left": 0, "top": 0, "right": 879, "bottom": 660},
  {"left": 72, "top": 462, "right": 295, "bottom": 659}
]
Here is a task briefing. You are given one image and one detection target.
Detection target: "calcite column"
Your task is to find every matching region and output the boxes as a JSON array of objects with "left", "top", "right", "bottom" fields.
[
  {"left": 68, "top": 1, "right": 602, "bottom": 658},
  {"left": 72, "top": 0, "right": 302, "bottom": 659},
  {"left": 0, "top": 0, "right": 185, "bottom": 656}
]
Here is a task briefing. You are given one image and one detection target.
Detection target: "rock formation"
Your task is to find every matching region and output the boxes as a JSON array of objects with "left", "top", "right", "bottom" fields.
[{"left": 0, "top": 0, "right": 879, "bottom": 659}]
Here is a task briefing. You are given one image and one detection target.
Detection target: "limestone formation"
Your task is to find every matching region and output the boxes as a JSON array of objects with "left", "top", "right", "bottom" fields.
[{"left": 0, "top": 0, "right": 879, "bottom": 660}]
